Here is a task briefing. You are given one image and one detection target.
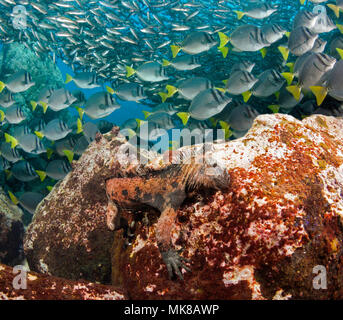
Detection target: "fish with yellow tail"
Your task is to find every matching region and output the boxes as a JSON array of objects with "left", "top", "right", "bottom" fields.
[{"left": 310, "top": 60, "right": 343, "bottom": 105}]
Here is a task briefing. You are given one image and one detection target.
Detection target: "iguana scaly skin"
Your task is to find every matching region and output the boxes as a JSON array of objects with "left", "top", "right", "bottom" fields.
[{"left": 106, "top": 145, "right": 230, "bottom": 280}]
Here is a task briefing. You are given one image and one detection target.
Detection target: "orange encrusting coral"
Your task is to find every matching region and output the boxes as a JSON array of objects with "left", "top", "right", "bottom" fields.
[{"left": 109, "top": 114, "right": 343, "bottom": 299}]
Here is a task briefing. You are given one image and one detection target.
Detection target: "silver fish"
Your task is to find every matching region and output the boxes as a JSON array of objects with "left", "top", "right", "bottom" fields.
[
  {"left": 17, "top": 133, "right": 46, "bottom": 154},
  {"left": 162, "top": 55, "right": 201, "bottom": 71},
  {"left": 84, "top": 92, "right": 120, "bottom": 119},
  {"left": 252, "top": 69, "right": 285, "bottom": 98},
  {"left": 230, "top": 25, "right": 269, "bottom": 52},
  {"left": 0, "top": 142, "right": 21, "bottom": 162},
  {"left": 0, "top": 89, "right": 15, "bottom": 108},
  {"left": 17, "top": 192, "right": 45, "bottom": 214},
  {"left": 127, "top": 61, "right": 168, "bottom": 82},
  {"left": 0, "top": 70, "right": 35, "bottom": 93},
  {"left": 227, "top": 104, "right": 260, "bottom": 138},
  {"left": 171, "top": 31, "right": 218, "bottom": 57},
  {"left": 65, "top": 72, "right": 101, "bottom": 89},
  {"left": 48, "top": 88, "right": 77, "bottom": 112},
  {"left": 188, "top": 89, "right": 232, "bottom": 121},
  {"left": 226, "top": 71, "right": 258, "bottom": 95},
  {"left": 112, "top": 83, "right": 147, "bottom": 102},
  {"left": 11, "top": 160, "right": 38, "bottom": 182},
  {"left": 288, "top": 27, "right": 318, "bottom": 56},
  {"left": 4, "top": 104, "right": 26, "bottom": 124},
  {"left": 46, "top": 159, "right": 72, "bottom": 180},
  {"left": 39, "top": 119, "right": 72, "bottom": 141}
]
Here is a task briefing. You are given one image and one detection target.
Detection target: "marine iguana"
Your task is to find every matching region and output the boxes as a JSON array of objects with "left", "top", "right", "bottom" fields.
[{"left": 106, "top": 143, "right": 230, "bottom": 280}]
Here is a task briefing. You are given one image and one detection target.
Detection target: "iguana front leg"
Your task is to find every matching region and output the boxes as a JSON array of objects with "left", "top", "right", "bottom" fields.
[
  {"left": 106, "top": 175, "right": 191, "bottom": 280},
  {"left": 156, "top": 206, "right": 191, "bottom": 280}
]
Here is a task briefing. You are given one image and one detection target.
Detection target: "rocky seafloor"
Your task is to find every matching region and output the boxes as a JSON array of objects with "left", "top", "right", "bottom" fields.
[{"left": 1, "top": 113, "right": 343, "bottom": 299}]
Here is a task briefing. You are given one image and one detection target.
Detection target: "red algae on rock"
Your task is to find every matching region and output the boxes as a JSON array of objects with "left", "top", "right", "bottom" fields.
[
  {"left": 0, "top": 263, "right": 126, "bottom": 300},
  {"left": 109, "top": 114, "right": 343, "bottom": 299}
]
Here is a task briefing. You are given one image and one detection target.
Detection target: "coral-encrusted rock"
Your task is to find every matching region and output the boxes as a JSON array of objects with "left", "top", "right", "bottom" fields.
[
  {"left": 0, "top": 188, "right": 24, "bottom": 266},
  {"left": 111, "top": 114, "right": 343, "bottom": 299},
  {"left": 24, "top": 128, "right": 132, "bottom": 284},
  {"left": 0, "top": 263, "right": 126, "bottom": 300}
]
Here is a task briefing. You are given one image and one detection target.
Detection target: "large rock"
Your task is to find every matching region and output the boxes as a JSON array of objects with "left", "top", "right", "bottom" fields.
[
  {"left": 0, "top": 187, "right": 24, "bottom": 266},
  {"left": 110, "top": 114, "right": 343, "bottom": 299},
  {"left": 0, "top": 263, "right": 126, "bottom": 300},
  {"left": 24, "top": 128, "right": 132, "bottom": 283}
]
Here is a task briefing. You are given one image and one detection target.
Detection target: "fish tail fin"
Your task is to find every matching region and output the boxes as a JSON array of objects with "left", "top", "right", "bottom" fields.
[
  {"left": 65, "top": 73, "right": 73, "bottom": 84},
  {"left": 170, "top": 45, "right": 181, "bottom": 58},
  {"left": 126, "top": 66, "right": 136, "bottom": 77},
  {"left": 0, "top": 81, "right": 6, "bottom": 93},
  {"left": 286, "top": 62, "right": 295, "bottom": 73},
  {"left": 285, "top": 31, "right": 291, "bottom": 38},
  {"left": 5, "top": 169, "right": 11, "bottom": 180},
  {"left": 106, "top": 85, "right": 115, "bottom": 95},
  {"left": 219, "top": 121, "right": 233, "bottom": 140},
  {"left": 169, "top": 140, "right": 179, "bottom": 150},
  {"left": 268, "top": 105, "right": 280, "bottom": 113},
  {"left": 126, "top": 128, "right": 136, "bottom": 139},
  {"left": 286, "top": 85, "right": 302, "bottom": 101},
  {"left": 158, "top": 92, "right": 169, "bottom": 102},
  {"left": 242, "top": 90, "right": 252, "bottom": 103},
  {"left": 222, "top": 79, "right": 228, "bottom": 86},
  {"left": 337, "top": 24, "right": 343, "bottom": 34},
  {"left": 142, "top": 111, "right": 151, "bottom": 119},
  {"left": 0, "top": 110, "right": 5, "bottom": 122},
  {"left": 8, "top": 191, "right": 19, "bottom": 205},
  {"left": 260, "top": 48, "right": 267, "bottom": 59},
  {"left": 218, "top": 46, "right": 229, "bottom": 58},
  {"left": 34, "top": 131, "right": 44, "bottom": 139},
  {"left": 136, "top": 118, "right": 146, "bottom": 128},
  {"left": 218, "top": 32, "right": 230, "bottom": 48},
  {"left": 40, "top": 102, "right": 48, "bottom": 113},
  {"left": 4, "top": 133, "right": 18, "bottom": 149},
  {"left": 46, "top": 148, "right": 54, "bottom": 160},
  {"left": 215, "top": 87, "right": 226, "bottom": 93},
  {"left": 35, "top": 170, "right": 46, "bottom": 182},
  {"left": 281, "top": 72, "right": 295, "bottom": 86},
  {"left": 166, "top": 85, "right": 178, "bottom": 97},
  {"left": 176, "top": 112, "right": 190, "bottom": 126},
  {"left": 74, "top": 106, "right": 84, "bottom": 120},
  {"left": 209, "top": 117, "right": 218, "bottom": 127},
  {"left": 162, "top": 59, "right": 171, "bottom": 67},
  {"left": 76, "top": 118, "right": 83, "bottom": 134},
  {"left": 310, "top": 86, "right": 328, "bottom": 106},
  {"left": 30, "top": 100, "right": 38, "bottom": 111},
  {"left": 328, "top": 4, "right": 340, "bottom": 18},
  {"left": 278, "top": 46, "right": 289, "bottom": 62},
  {"left": 234, "top": 10, "right": 246, "bottom": 20},
  {"left": 300, "top": 0, "right": 305, "bottom": 5},
  {"left": 336, "top": 48, "right": 343, "bottom": 59},
  {"left": 63, "top": 150, "right": 74, "bottom": 164}
]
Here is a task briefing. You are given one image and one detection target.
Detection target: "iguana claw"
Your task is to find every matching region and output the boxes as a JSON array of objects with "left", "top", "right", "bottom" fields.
[{"left": 161, "top": 248, "right": 191, "bottom": 280}]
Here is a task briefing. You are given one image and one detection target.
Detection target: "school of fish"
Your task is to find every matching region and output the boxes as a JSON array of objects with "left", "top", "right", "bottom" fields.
[{"left": 1, "top": 0, "right": 343, "bottom": 218}]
